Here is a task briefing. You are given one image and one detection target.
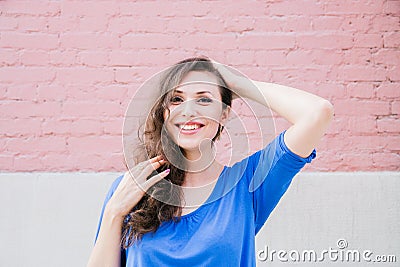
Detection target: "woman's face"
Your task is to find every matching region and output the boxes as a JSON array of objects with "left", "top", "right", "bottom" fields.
[{"left": 163, "top": 71, "right": 229, "bottom": 152}]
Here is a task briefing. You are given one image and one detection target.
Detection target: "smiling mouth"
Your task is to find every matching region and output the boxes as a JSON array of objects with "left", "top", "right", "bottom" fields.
[{"left": 175, "top": 123, "right": 205, "bottom": 131}]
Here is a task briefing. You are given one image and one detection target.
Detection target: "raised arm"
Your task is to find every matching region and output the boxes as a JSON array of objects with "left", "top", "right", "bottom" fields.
[{"left": 215, "top": 63, "right": 334, "bottom": 158}]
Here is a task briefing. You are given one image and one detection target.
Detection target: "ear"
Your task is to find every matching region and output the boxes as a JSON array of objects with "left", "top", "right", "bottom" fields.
[{"left": 220, "top": 106, "right": 231, "bottom": 126}]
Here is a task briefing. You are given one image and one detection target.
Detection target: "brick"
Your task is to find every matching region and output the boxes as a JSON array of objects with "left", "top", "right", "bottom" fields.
[
  {"left": 317, "top": 83, "right": 346, "bottom": 100},
  {"left": 0, "top": 49, "right": 19, "bottom": 66},
  {"left": 193, "top": 18, "right": 225, "bottom": 34},
  {"left": 310, "top": 50, "right": 344, "bottom": 65},
  {"left": 0, "top": 33, "right": 59, "bottom": 49},
  {"left": 373, "top": 49, "right": 400, "bottom": 67},
  {"left": 339, "top": 16, "right": 372, "bottom": 32},
  {"left": 340, "top": 152, "right": 374, "bottom": 171},
  {"left": 0, "top": 16, "right": 18, "bottom": 30},
  {"left": 384, "top": 135, "right": 400, "bottom": 151},
  {"left": 20, "top": 51, "right": 50, "bottom": 66},
  {"left": 254, "top": 50, "right": 286, "bottom": 66},
  {"left": 272, "top": 67, "right": 329, "bottom": 82},
  {"left": 224, "top": 17, "right": 254, "bottom": 33},
  {"left": 7, "top": 136, "right": 66, "bottom": 153},
  {"left": 109, "top": 50, "right": 170, "bottom": 67},
  {"left": 346, "top": 82, "right": 375, "bottom": 99},
  {"left": 377, "top": 117, "right": 399, "bottom": 133},
  {"left": 13, "top": 155, "right": 43, "bottom": 172},
  {"left": 267, "top": 0, "right": 324, "bottom": 15},
  {"left": 4, "top": 85, "right": 37, "bottom": 101},
  {"left": 62, "top": 101, "right": 122, "bottom": 117},
  {"left": 311, "top": 16, "right": 343, "bottom": 31},
  {"left": 286, "top": 50, "right": 312, "bottom": 66},
  {"left": 225, "top": 50, "right": 254, "bottom": 66},
  {"left": 0, "top": 118, "right": 41, "bottom": 137},
  {"left": 121, "top": 34, "right": 177, "bottom": 49},
  {"left": 371, "top": 15, "right": 400, "bottom": 32},
  {"left": 102, "top": 118, "right": 124, "bottom": 135},
  {"left": 387, "top": 65, "right": 400, "bottom": 81},
  {"left": 49, "top": 50, "right": 78, "bottom": 66},
  {"left": 333, "top": 99, "right": 390, "bottom": 116},
  {"left": 0, "top": 67, "right": 55, "bottom": 83},
  {"left": 324, "top": 116, "right": 345, "bottom": 135},
  {"left": 17, "top": 17, "right": 48, "bottom": 33},
  {"left": 353, "top": 33, "right": 383, "bottom": 48},
  {"left": 239, "top": 34, "right": 295, "bottom": 50},
  {"left": 343, "top": 48, "right": 373, "bottom": 65},
  {"left": 334, "top": 65, "right": 386, "bottom": 82},
  {"left": 325, "top": 1, "right": 384, "bottom": 14},
  {"left": 77, "top": 51, "right": 109, "bottom": 67},
  {"left": 297, "top": 34, "right": 353, "bottom": 49},
  {"left": 178, "top": 34, "right": 238, "bottom": 50},
  {"left": 0, "top": 154, "right": 14, "bottom": 170},
  {"left": 95, "top": 85, "right": 129, "bottom": 101},
  {"left": 77, "top": 17, "right": 108, "bottom": 32},
  {"left": 67, "top": 136, "right": 121, "bottom": 153},
  {"left": 109, "top": 17, "right": 168, "bottom": 34},
  {"left": 207, "top": 1, "right": 265, "bottom": 17},
  {"left": 60, "top": 33, "right": 118, "bottom": 49},
  {"left": 70, "top": 119, "right": 103, "bottom": 136},
  {"left": 37, "top": 84, "right": 67, "bottom": 102},
  {"left": 1, "top": 1, "right": 60, "bottom": 16},
  {"left": 383, "top": 1, "right": 400, "bottom": 14},
  {"left": 392, "top": 101, "right": 400, "bottom": 115},
  {"left": 40, "top": 152, "right": 72, "bottom": 172},
  {"left": 372, "top": 152, "right": 400, "bottom": 171},
  {"left": 41, "top": 118, "right": 72, "bottom": 136},
  {"left": 0, "top": 101, "right": 62, "bottom": 118},
  {"left": 46, "top": 16, "right": 79, "bottom": 33},
  {"left": 384, "top": 32, "right": 400, "bottom": 48},
  {"left": 56, "top": 67, "right": 113, "bottom": 84},
  {"left": 61, "top": 1, "right": 118, "bottom": 17},
  {"left": 347, "top": 116, "right": 377, "bottom": 134},
  {"left": 376, "top": 83, "right": 400, "bottom": 99},
  {"left": 102, "top": 153, "right": 125, "bottom": 171}
]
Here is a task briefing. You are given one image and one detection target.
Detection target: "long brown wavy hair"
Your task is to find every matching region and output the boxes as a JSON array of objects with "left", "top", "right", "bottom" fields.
[{"left": 121, "top": 57, "right": 232, "bottom": 248}]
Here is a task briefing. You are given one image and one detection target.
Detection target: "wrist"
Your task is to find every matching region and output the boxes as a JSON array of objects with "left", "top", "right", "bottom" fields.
[{"left": 104, "top": 201, "right": 125, "bottom": 223}]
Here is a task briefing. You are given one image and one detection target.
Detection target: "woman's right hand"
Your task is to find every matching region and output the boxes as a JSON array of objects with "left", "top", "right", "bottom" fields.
[{"left": 105, "top": 155, "right": 170, "bottom": 219}]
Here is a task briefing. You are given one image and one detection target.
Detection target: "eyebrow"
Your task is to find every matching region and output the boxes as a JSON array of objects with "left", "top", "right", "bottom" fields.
[{"left": 173, "top": 89, "right": 213, "bottom": 95}]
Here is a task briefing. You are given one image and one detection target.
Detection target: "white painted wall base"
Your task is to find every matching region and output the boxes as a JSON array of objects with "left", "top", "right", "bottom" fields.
[{"left": 0, "top": 172, "right": 399, "bottom": 267}]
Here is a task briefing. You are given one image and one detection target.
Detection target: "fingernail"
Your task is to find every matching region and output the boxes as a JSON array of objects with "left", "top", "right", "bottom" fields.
[{"left": 165, "top": 169, "right": 170, "bottom": 174}]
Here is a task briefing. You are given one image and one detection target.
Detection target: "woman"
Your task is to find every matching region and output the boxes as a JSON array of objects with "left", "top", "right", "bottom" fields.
[{"left": 87, "top": 57, "right": 334, "bottom": 266}]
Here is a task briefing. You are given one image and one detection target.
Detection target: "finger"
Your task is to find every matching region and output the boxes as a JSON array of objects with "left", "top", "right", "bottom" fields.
[
  {"left": 131, "top": 155, "right": 163, "bottom": 173},
  {"left": 140, "top": 159, "right": 167, "bottom": 178},
  {"left": 143, "top": 169, "right": 170, "bottom": 191}
]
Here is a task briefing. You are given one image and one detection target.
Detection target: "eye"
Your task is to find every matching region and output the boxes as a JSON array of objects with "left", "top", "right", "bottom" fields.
[
  {"left": 198, "top": 97, "right": 213, "bottom": 104},
  {"left": 170, "top": 96, "right": 183, "bottom": 104}
]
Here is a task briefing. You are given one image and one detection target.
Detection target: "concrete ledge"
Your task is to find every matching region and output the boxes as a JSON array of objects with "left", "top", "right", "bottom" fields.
[{"left": 0, "top": 172, "right": 399, "bottom": 267}]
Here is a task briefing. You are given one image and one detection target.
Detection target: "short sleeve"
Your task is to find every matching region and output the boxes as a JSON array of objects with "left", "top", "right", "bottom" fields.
[
  {"left": 93, "top": 174, "right": 126, "bottom": 266},
  {"left": 248, "top": 130, "right": 316, "bottom": 234}
]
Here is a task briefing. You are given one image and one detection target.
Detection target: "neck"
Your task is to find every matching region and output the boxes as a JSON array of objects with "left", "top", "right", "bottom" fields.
[{"left": 182, "top": 140, "right": 222, "bottom": 187}]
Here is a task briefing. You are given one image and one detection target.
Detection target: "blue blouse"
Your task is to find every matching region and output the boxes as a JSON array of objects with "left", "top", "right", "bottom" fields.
[{"left": 95, "top": 130, "right": 316, "bottom": 266}]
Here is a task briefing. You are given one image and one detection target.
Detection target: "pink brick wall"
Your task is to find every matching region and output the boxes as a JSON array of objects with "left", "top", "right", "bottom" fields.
[{"left": 1, "top": 0, "right": 399, "bottom": 172}]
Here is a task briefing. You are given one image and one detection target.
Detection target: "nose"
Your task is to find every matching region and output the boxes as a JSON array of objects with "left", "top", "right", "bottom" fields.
[{"left": 180, "top": 99, "right": 197, "bottom": 117}]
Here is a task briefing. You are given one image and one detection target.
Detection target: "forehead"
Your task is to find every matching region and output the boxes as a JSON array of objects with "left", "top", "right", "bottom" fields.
[{"left": 175, "top": 71, "right": 220, "bottom": 96}]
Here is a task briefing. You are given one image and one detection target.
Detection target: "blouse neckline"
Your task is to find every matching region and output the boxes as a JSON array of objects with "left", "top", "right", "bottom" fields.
[{"left": 174, "top": 165, "right": 228, "bottom": 219}]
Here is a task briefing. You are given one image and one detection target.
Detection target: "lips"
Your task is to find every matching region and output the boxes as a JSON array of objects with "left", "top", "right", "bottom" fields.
[{"left": 175, "top": 121, "right": 205, "bottom": 133}]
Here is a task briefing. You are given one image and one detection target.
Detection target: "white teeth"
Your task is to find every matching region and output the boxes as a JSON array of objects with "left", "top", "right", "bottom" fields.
[{"left": 180, "top": 124, "right": 200, "bottom": 130}]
